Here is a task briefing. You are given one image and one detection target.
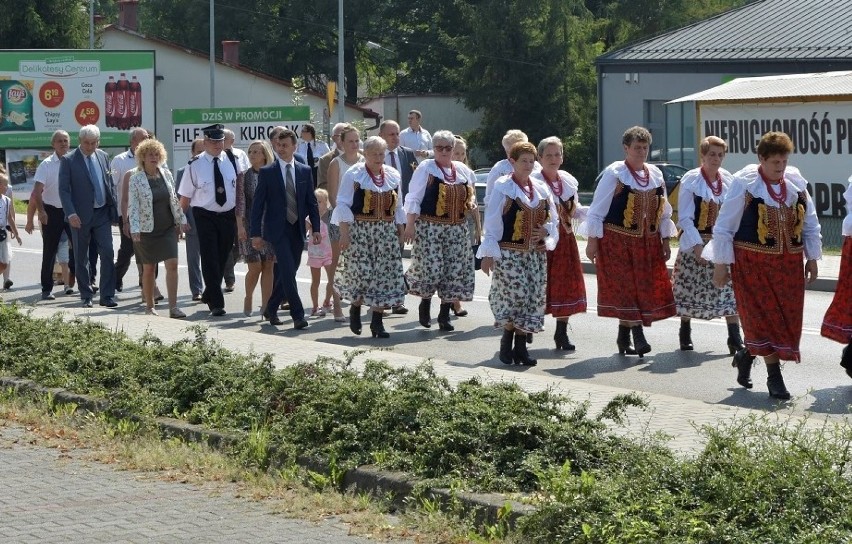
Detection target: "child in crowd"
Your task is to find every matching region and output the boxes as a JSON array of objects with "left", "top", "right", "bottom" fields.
[
  {"left": 2, "top": 171, "right": 13, "bottom": 289},
  {"left": 306, "top": 188, "right": 344, "bottom": 321},
  {"left": 0, "top": 173, "right": 22, "bottom": 278}
]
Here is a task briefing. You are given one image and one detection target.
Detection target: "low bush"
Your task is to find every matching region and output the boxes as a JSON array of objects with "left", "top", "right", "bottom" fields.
[{"left": 2, "top": 304, "right": 850, "bottom": 542}]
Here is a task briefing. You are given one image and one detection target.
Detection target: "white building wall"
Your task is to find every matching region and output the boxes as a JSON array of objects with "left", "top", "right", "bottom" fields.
[{"left": 101, "top": 29, "right": 373, "bottom": 163}]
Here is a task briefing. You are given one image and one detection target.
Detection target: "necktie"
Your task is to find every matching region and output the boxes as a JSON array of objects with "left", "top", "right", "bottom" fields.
[
  {"left": 306, "top": 142, "right": 314, "bottom": 166},
  {"left": 87, "top": 154, "right": 105, "bottom": 208},
  {"left": 390, "top": 150, "right": 397, "bottom": 170},
  {"left": 213, "top": 157, "right": 226, "bottom": 206},
  {"left": 285, "top": 164, "right": 298, "bottom": 224}
]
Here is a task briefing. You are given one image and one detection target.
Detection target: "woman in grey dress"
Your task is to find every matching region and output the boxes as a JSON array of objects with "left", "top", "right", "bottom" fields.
[
  {"left": 236, "top": 139, "right": 276, "bottom": 317},
  {"left": 127, "top": 139, "right": 188, "bottom": 318}
]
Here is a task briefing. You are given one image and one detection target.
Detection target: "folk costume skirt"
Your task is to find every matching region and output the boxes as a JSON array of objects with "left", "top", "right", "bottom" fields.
[
  {"left": 335, "top": 220, "right": 405, "bottom": 308},
  {"left": 821, "top": 236, "right": 852, "bottom": 344},
  {"left": 731, "top": 247, "right": 805, "bottom": 362},
  {"left": 595, "top": 229, "right": 676, "bottom": 326},
  {"left": 405, "top": 220, "right": 474, "bottom": 302},
  {"left": 546, "top": 230, "right": 587, "bottom": 318},
  {"left": 672, "top": 248, "right": 737, "bottom": 320},
  {"left": 489, "top": 248, "right": 547, "bottom": 333}
]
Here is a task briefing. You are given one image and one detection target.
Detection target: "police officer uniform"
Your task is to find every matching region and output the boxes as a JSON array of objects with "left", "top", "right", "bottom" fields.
[{"left": 177, "top": 124, "right": 238, "bottom": 316}]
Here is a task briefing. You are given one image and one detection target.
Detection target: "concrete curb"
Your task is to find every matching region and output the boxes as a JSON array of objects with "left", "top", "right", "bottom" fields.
[{"left": 0, "top": 375, "right": 533, "bottom": 528}]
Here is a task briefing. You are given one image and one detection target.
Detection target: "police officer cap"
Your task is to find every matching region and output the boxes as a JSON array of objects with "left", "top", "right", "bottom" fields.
[{"left": 202, "top": 124, "right": 225, "bottom": 140}]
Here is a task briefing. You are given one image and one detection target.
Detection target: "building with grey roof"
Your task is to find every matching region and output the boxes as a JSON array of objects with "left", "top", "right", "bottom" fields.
[{"left": 595, "top": 0, "right": 852, "bottom": 171}]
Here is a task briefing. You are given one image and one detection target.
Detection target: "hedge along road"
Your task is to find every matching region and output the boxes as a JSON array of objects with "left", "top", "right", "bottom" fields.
[{"left": 3, "top": 224, "right": 850, "bottom": 419}]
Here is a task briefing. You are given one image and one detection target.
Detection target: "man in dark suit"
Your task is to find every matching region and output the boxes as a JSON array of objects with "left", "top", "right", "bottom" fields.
[
  {"left": 269, "top": 126, "right": 308, "bottom": 166},
  {"left": 380, "top": 119, "right": 417, "bottom": 315},
  {"left": 251, "top": 128, "right": 320, "bottom": 330},
  {"left": 58, "top": 124, "right": 119, "bottom": 308}
]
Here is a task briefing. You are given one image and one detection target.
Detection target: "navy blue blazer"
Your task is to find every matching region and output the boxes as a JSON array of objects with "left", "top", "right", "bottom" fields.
[
  {"left": 250, "top": 159, "right": 319, "bottom": 244},
  {"left": 58, "top": 148, "right": 118, "bottom": 224}
]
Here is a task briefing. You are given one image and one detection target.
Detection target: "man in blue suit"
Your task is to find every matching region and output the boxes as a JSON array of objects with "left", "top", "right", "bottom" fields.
[
  {"left": 251, "top": 128, "right": 320, "bottom": 329},
  {"left": 58, "top": 124, "right": 118, "bottom": 308}
]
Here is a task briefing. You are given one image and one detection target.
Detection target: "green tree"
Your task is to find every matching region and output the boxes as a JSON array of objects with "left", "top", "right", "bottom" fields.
[{"left": 0, "top": 0, "right": 89, "bottom": 49}]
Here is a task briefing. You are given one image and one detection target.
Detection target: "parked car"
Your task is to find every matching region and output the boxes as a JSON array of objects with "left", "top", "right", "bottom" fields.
[{"left": 474, "top": 168, "right": 489, "bottom": 208}]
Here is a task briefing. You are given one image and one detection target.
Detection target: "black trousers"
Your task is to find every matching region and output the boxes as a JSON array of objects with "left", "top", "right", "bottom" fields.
[
  {"left": 114, "top": 216, "right": 135, "bottom": 287},
  {"left": 267, "top": 222, "right": 306, "bottom": 321},
  {"left": 193, "top": 207, "right": 236, "bottom": 311},
  {"left": 39, "top": 205, "right": 75, "bottom": 293}
]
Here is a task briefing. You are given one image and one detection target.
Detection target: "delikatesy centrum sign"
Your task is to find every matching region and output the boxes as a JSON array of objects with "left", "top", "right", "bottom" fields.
[{"left": 0, "top": 50, "right": 155, "bottom": 148}]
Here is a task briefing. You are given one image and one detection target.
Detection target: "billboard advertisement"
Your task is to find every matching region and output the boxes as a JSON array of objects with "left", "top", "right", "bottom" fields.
[
  {"left": 171, "top": 106, "right": 310, "bottom": 168},
  {"left": 700, "top": 102, "right": 852, "bottom": 218},
  {"left": 0, "top": 50, "right": 155, "bottom": 149}
]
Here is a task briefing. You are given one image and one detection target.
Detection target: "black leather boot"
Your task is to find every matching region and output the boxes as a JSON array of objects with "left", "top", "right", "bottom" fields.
[
  {"left": 513, "top": 332, "right": 537, "bottom": 366},
  {"left": 679, "top": 321, "right": 694, "bottom": 351},
  {"left": 617, "top": 325, "right": 637, "bottom": 355},
  {"left": 437, "top": 302, "right": 454, "bottom": 331},
  {"left": 727, "top": 322, "right": 745, "bottom": 354},
  {"left": 418, "top": 298, "right": 431, "bottom": 328},
  {"left": 732, "top": 348, "right": 754, "bottom": 389},
  {"left": 766, "top": 363, "right": 791, "bottom": 400},
  {"left": 840, "top": 342, "right": 852, "bottom": 379},
  {"left": 370, "top": 310, "right": 389, "bottom": 338},
  {"left": 631, "top": 325, "right": 652, "bottom": 357},
  {"left": 349, "top": 305, "right": 362, "bottom": 335},
  {"left": 554, "top": 321, "right": 575, "bottom": 351},
  {"left": 499, "top": 329, "right": 514, "bottom": 365}
]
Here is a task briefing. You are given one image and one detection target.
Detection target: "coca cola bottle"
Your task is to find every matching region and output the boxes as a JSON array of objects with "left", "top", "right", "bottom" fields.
[
  {"left": 115, "top": 73, "right": 129, "bottom": 130},
  {"left": 104, "top": 76, "right": 116, "bottom": 128},
  {"left": 128, "top": 75, "right": 142, "bottom": 127}
]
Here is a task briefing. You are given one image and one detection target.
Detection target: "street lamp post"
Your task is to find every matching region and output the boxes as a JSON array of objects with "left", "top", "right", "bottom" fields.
[
  {"left": 337, "top": 0, "right": 345, "bottom": 122},
  {"left": 210, "top": 0, "right": 215, "bottom": 107},
  {"left": 89, "top": 0, "right": 95, "bottom": 49}
]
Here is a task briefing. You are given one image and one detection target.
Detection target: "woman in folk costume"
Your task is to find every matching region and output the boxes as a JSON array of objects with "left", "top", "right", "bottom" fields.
[
  {"left": 705, "top": 131, "right": 821, "bottom": 400},
  {"left": 478, "top": 142, "right": 559, "bottom": 366},
  {"left": 332, "top": 136, "right": 406, "bottom": 339},
  {"left": 820, "top": 174, "right": 852, "bottom": 380},
  {"left": 671, "top": 136, "right": 743, "bottom": 352},
  {"left": 531, "top": 136, "right": 587, "bottom": 351},
  {"left": 581, "top": 126, "right": 677, "bottom": 358},
  {"left": 403, "top": 130, "right": 477, "bottom": 332}
]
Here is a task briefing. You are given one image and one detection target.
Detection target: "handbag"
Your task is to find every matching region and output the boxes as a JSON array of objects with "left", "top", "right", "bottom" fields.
[
  {"left": 0, "top": 229, "right": 6, "bottom": 242},
  {"left": 472, "top": 243, "right": 481, "bottom": 271}
]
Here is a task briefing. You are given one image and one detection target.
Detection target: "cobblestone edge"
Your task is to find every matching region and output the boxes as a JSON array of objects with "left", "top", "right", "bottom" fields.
[{"left": 0, "top": 375, "right": 535, "bottom": 527}]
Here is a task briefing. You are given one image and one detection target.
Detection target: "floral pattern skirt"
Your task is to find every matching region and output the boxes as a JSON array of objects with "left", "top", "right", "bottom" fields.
[
  {"left": 335, "top": 220, "right": 405, "bottom": 308},
  {"left": 595, "top": 229, "right": 676, "bottom": 326},
  {"left": 672, "top": 247, "right": 737, "bottom": 319},
  {"left": 489, "top": 248, "right": 547, "bottom": 333},
  {"left": 546, "top": 230, "right": 587, "bottom": 318},
  {"left": 821, "top": 236, "right": 852, "bottom": 344},
  {"left": 731, "top": 248, "right": 804, "bottom": 362},
  {"left": 405, "top": 220, "right": 474, "bottom": 302}
]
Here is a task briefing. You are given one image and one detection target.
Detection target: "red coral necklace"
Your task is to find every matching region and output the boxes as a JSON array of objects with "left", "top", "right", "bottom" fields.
[
  {"left": 512, "top": 174, "right": 534, "bottom": 200},
  {"left": 438, "top": 162, "right": 457, "bottom": 183},
  {"left": 625, "top": 161, "right": 650, "bottom": 187},
  {"left": 367, "top": 165, "right": 385, "bottom": 187},
  {"left": 700, "top": 167, "right": 723, "bottom": 196},
  {"left": 541, "top": 170, "right": 563, "bottom": 198},
  {"left": 758, "top": 167, "right": 786, "bottom": 204}
]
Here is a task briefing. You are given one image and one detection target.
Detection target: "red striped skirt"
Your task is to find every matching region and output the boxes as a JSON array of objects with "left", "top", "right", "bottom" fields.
[
  {"left": 595, "top": 229, "right": 675, "bottom": 326},
  {"left": 821, "top": 236, "right": 852, "bottom": 344},
  {"left": 731, "top": 248, "right": 804, "bottom": 362},
  {"left": 546, "top": 230, "right": 587, "bottom": 318}
]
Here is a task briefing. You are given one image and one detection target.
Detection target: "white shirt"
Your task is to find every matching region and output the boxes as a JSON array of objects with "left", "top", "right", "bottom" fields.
[
  {"left": 579, "top": 161, "right": 676, "bottom": 240},
  {"left": 297, "top": 140, "right": 331, "bottom": 166},
  {"left": 227, "top": 147, "right": 251, "bottom": 174},
  {"left": 676, "top": 167, "right": 734, "bottom": 251},
  {"left": 331, "top": 163, "right": 405, "bottom": 225},
  {"left": 177, "top": 151, "right": 238, "bottom": 212},
  {"left": 843, "top": 178, "right": 852, "bottom": 236},
  {"left": 703, "top": 164, "right": 822, "bottom": 264},
  {"left": 531, "top": 170, "right": 587, "bottom": 223},
  {"left": 33, "top": 152, "right": 64, "bottom": 207},
  {"left": 403, "top": 159, "right": 477, "bottom": 216},
  {"left": 399, "top": 127, "right": 433, "bottom": 163},
  {"left": 278, "top": 157, "right": 297, "bottom": 186},
  {"left": 110, "top": 149, "right": 137, "bottom": 215},
  {"left": 476, "top": 175, "right": 559, "bottom": 259},
  {"left": 485, "top": 158, "right": 542, "bottom": 206}
]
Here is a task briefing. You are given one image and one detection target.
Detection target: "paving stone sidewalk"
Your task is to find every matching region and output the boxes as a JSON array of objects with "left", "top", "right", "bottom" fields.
[{"left": 0, "top": 423, "right": 381, "bottom": 544}]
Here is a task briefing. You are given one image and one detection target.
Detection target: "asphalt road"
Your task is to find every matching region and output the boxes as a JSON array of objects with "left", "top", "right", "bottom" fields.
[{"left": 3, "top": 228, "right": 850, "bottom": 418}]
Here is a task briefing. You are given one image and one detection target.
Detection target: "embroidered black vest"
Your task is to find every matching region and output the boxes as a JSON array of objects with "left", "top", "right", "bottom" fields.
[
  {"left": 692, "top": 196, "right": 721, "bottom": 242},
  {"left": 733, "top": 191, "right": 807, "bottom": 254},
  {"left": 498, "top": 197, "right": 549, "bottom": 252},
  {"left": 419, "top": 175, "right": 471, "bottom": 225},
  {"left": 603, "top": 182, "right": 664, "bottom": 237},
  {"left": 351, "top": 183, "right": 397, "bottom": 222}
]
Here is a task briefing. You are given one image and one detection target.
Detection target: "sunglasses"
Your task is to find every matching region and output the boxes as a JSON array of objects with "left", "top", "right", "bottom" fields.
[{"left": 434, "top": 145, "right": 453, "bottom": 152}]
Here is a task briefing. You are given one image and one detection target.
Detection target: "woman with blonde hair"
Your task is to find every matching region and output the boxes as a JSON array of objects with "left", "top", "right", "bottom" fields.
[
  {"left": 236, "top": 139, "right": 276, "bottom": 317},
  {"left": 127, "top": 138, "right": 189, "bottom": 317}
]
